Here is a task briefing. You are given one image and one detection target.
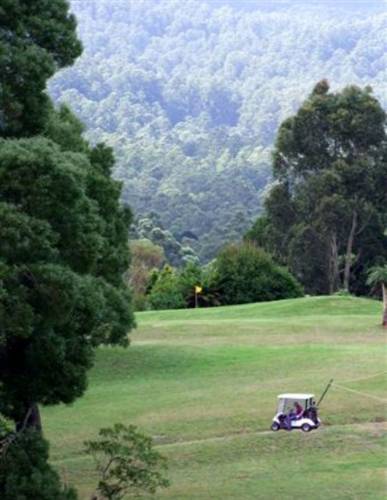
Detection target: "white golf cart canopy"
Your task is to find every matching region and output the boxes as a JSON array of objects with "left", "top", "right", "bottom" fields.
[
  {"left": 278, "top": 394, "right": 314, "bottom": 400},
  {"left": 276, "top": 394, "right": 315, "bottom": 413}
]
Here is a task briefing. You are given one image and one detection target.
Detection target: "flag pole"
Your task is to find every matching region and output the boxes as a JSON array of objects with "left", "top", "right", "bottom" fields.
[{"left": 194, "top": 286, "right": 202, "bottom": 308}]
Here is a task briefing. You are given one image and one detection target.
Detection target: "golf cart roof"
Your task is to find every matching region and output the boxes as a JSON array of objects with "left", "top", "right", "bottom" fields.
[{"left": 277, "top": 393, "right": 315, "bottom": 400}]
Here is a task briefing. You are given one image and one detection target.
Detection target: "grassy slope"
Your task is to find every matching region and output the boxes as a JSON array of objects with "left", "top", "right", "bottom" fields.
[{"left": 43, "top": 296, "right": 387, "bottom": 499}]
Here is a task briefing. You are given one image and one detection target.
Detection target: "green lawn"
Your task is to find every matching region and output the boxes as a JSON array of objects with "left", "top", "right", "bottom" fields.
[{"left": 43, "top": 296, "right": 387, "bottom": 499}]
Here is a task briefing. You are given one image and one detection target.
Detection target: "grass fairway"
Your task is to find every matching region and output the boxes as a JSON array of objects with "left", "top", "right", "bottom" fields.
[{"left": 43, "top": 296, "right": 387, "bottom": 499}]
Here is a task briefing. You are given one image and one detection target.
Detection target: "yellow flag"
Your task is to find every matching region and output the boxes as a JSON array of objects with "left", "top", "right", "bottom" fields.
[{"left": 195, "top": 286, "right": 203, "bottom": 294}]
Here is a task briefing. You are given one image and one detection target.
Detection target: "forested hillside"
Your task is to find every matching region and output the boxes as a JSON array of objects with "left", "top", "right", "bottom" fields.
[{"left": 50, "top": 0, "right": 387, "bottom": 261}]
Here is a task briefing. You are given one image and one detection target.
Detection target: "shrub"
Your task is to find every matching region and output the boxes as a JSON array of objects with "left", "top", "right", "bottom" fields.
[
  {"left": 147, "top": 266, "right": 185, "bottom": 310},
  {"left": 211, "top": 243, "right": 303, "bottom": 305},
  {"left": 0, "top": 429, "right": 76, "bottom": 500},
  {"left": 85, "top": 424, "right": 169, "bottom": 500}
]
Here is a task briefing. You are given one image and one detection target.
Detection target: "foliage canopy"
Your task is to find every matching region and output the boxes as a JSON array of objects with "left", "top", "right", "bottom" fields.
[
  {"left": 51, "top": 0, "right": 387, "bottom": 260},
  {"left": 0, "top": 0, "right": 82, "bottom": 136},
  {"left": 211, "top": 243, "right": 303, "bottom": 305},
  {"left": 0, "top": 429, "right": 76, "bottom": 500},
  {"left": 248, "top": 82, "right": 387, "bottom": 295},
  {"left": 0, "top": 127, "right": 134, "bottom": 427}
]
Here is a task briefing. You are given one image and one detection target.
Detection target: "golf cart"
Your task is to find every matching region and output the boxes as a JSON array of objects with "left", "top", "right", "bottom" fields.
[
  {"left": 271, "top": 393, "right": 319, "bottom": 432},
  {"left": 271, "top": 380, "right": 333, "bottom": 432}
]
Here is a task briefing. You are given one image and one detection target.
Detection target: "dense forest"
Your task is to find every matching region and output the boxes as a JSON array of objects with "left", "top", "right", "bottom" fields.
[{"left": 50, "top": 0, "right": 387, "bottom": 261}]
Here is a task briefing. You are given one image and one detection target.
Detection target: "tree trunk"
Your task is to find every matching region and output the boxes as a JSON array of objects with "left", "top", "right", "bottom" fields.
[
  {"left": 382, "top": 283, "right": 387, "bottom": 328},
  {"left": 16, "top": 403, "right": 42, "bottom": 432},
  {"left": 343, "top": 210, "right": 357, "bottom": 292},
  {"left": 328, "top": 233, "right": 340, "bottom": 294}
]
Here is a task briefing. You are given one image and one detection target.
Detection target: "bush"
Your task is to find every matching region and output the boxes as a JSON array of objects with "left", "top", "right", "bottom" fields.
[
  {"left": 0, "top": 430, "right": 77, "bottom": 500},
  {"left": 146, "top": 262, "right": 216, "bottom": 310},
  {"left": 85, "top": 424, "right": 169, "bottom": 500},
  {"left": 211, "top": 243, "right": 303, "bottom": 305},
  {"left": 147, "top": 266, "right": 185, "bottom": 310}
]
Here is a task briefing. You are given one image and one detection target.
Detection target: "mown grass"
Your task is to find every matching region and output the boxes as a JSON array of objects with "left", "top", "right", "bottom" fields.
[{"left": 43, "top": 296, "right": 387, "bottom": 499}]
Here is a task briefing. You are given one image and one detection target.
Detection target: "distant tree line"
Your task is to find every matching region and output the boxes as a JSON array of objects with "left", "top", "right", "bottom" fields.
[{"left": 130, "top": 241, "right": 303, "bottom": 311}]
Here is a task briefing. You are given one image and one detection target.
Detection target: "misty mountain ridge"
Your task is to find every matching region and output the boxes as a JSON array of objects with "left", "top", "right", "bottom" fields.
[{"left": 50, "top": 0, "right": 387, "bottom": 261}]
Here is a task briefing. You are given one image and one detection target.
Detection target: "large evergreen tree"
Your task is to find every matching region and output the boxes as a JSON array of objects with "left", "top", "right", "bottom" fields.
[
  {"left": 0, "top": 133, "right": 134, "bottom": 429},
  {"left": 0, "top": 0, "right": 82, "bottom": 137},
  {"left": 0, "top": 1, "right": 134, "bottom": 497}
]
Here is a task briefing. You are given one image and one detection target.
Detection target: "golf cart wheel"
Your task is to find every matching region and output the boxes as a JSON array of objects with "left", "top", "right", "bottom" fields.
[
  {"left": 271, "top": 422, "right": 280, "bottom": 431},
  {"left": 301, "top": 423, "right": 312, "bottom": 432}
]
